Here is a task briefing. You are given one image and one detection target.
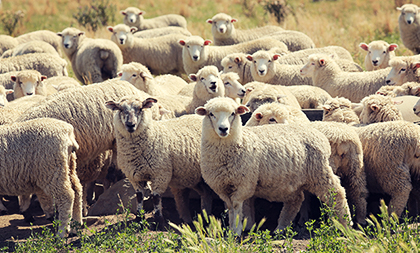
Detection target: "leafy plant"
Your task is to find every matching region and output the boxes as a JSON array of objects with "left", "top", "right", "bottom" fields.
[
  {"left": 73, "top": 0, "right": 116, "bottom": 32},
  {"left": 0, "top": 10, "right": 24, "bottom": 35}
]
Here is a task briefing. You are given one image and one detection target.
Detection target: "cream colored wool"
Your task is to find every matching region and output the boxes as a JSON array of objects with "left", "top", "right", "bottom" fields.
[
  {"left": 1, "top": 40, "right": 59, "bottom": 59},
  {"left": 196, "top": 97, "right": 351, "bottom": 235},
  {"left": 397, "top": 4, "right": 420, "bottom": 54},
  {"left": 133, "top": 26, "right": 191, "bottom": 38},
  {"left": 245, "top": 102, "right": 368, "bottom": 225},
  {"left": 359, "top": 94, "right": 403, "bottom": 124},
  {"left": 286, "top": 85, "right": 332, "bottom": 109},
  {"left": 44, "top": 76, "right": 81, "bottom": 92},
  {"left": 0, "top": 35, "right": 18, "bottom": 56},
  {"left": 0, "top": 118, "right": 82, "bottom": 238},
  {"left": 277, "top": 46, "right": 354, "bottom": 64},
  {"left": 7, "top": 95, "right": 46, "bottom": 112},
  {"left": 221, "top": 53, "right": 254, "bottom": 84},
  {"left": 16, "top": 30, "right": 61, "bottom": 53},
  {"left": 106, "top": 96, "right": 212, "bottom": 225},
  {"left": 242, "top": 82, "right": 301, "bottom": 112},
  {"left": 301, "top": 53, "right": 391, "bottom": 102},
  {"left": 11, "top": 70, "right": 57, "bottom": 100},
  {"left": 386, "top": 55, "right": 420, "bottom": 86},
  {"left": 108, "top": 24, "right": 186, "bottom": 76},
  {"left": 121, "top": 7, "right": 187, "bottom": 31},
  {"left": 119, "top": 62, "right": 187, "bottom": 96},
  {"left": 359, "top": 40, "right": 398, "bottom": 71},
  {"left": 322, "top": 97, "right": 361, "bottom": 125},
  {"left": 0, "top": 53, "right": 68, "bottom": 77},
  {"left": 179, "top": 35, "right": 289, "bottom": 75},
  {"left": 0, "top": 86, "right": 12, "bottom": 107},
  {"left": 58, "top": 27, "right": 123, "bottom": 84},
  {"left": 376, "top": 82, "right": 420, "bottom": 97}
]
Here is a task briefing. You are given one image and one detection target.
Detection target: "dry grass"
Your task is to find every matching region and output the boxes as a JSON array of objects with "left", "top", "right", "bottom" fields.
[{"left": 0, "top": 0, "right": 415, "bottom": 67}]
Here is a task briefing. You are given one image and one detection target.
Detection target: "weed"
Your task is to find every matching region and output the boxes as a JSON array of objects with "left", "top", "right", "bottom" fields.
[
  {"left": 0, "top": 10, "right": 24, "bottom": 36},
  {"left": 73, "top": 0, "right": 116, "bottom": 32}
]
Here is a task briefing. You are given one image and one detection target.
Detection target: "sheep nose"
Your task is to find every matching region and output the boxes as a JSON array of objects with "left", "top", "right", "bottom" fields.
[
  {"left": 386, "top": 80, "right": 391, "bottom": 84},
  {"left": 259, "top": 70, "right": 265, "bottom": 74},
  {"left": 120, "top": 39, "right": 124, "bottom": 44},
  {"left": 209, "top": 82, "right": 217, "bottom": 91},
  {"left": 408, "top": 20, "right": 412, "bottom": 24},
  {"left": 126, "top": 122, "right": 136, "bottom": 132},
  {"left": 372, "top": 60, "right": 378, "bottom": 65},
  {"left": 26, "top": 92, "right": 33, "bottom": 96},
  {"left": 193, "top": 55, "right": 198, "bottom": 60},
  {"left": 414, "top": 108, "right": 417, "bottom": 112},
  {"left": 64, "top": 43, "right": 70, "bottom": 48},
  {"left": 219, "top": 127, "right": 228, "bottom": 133},
  {"left": 219, "top": 28, "right": 224, "bottom": 32}
]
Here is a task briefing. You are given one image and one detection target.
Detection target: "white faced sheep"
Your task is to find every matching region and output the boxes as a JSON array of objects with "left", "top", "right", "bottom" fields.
[
  {"left": 10, "top": 70, "right": 57, "bottom": 99},
  {"left": 119, "top": 62, "right": 187, "bottom": 96},
  {"left": 1, "top": 40, "right": 60, "bottom": 59},
  {"left": 195, "top": 97, "right": 351, "bottom": 235},
  {"left": 359, "top": 41, "right": 398, "bottom": 71},
  {"left": 0, "top": 118, "right": 82, "bottom": 238},
  {"left": 322, "top": 97, "right": 361, "bottom": 125},
  {"left": 245, "top": 102, "right": 368, "bottom": 225},
  {"left": 106, "top": 96, "right": 213, "bottom": 228},
  {"left": 0, "top": 86, "right": 13, "bottom": 107},
  {"left": 132, "top": 26, "right": 192, "bottom": 39},
  {"left": 300, "top": 53, "right": 391, "bottom": 103},
  {"left": 242, "top": 82, "right": 301, "bottom": 112},
  {"left": 385, "top": 55, "right": 420, "bottom": 86},
  {"left": 220, "top": 72, "right": 246, "bottom": 101},
  {"left": 397, "top": 4, "right": 420, "bottom": 54},
  {"left": 358, "top": 94, "right": 403, "bottom": 124},
  {"left": 0, "top": 53, "right": 68, "bottom": 77},
  {"left": 246, "top": 50, "right": 313, "bottom": 86},
  {"left": 120, "top": 7, "right": 187, "bottom": 31},
  {"left": 108, "top": 24, "right": 186, "bottom": 76},
  {"left": 57, "top": 27, "right": 123, "bottom": 84},
  {"left": 179, "top": 35, "right": 289, "bottom": 75}
]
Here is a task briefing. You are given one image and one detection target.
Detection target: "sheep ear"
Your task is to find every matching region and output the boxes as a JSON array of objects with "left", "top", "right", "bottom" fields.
[
  {"left": 236, "top": 105, "right": 249, "bottom": 115},
  {"left": 389, "top": 44, "right": 398, "bottom": 51},
  {"left": 141, "top": 71, "right": 153, "bottom": 80},
  {"left": 139, "top": 11, "right": 145, "bottom": 16},
  {"left": 78, "top": 32, "right": 85, "bottom": 36},
  {"left": 322, "top": 104, "right": 331, "bottom": 111},
  {"left": 277, "top": 94, "right": 287, "bottom": 102},
  {"left": 412, "top": 86, "right": 420, "bottom": 96},
  {"left": 246, "top": 87, "right": 254, "bottom": 94},
  {"left": 234, "top": 57, "right": 242, "bottom": 64},
  {"left": 370, "top": 104, "right": 379, "bottom": 111},
  {"left": 41, "top": 76, "right": 47, "bottom": 81},
  {"left": 195, "top": 107, "right": 207, "bottom": 116},
  {"left": 246, "top": 55, "right": 253, "bottom": 61},
  {"left": 107, "top": 26, "right": 114, "bottom": 32},
  {"left": 10, "top": 76, "right": 17, "bottom": 82},
  {"left": 57, "top": 32, "right": 63, "bottom": 37},
  {"left": 130, "top": 27, "right": 138, "bottom": 33},
  {"left": 204, "top": 40, "right": 212, "bottom": 46},
  {"left": 412, "top": 62, "right": 420, "bottom": 70},
  {"left": 394, "top": 100, "right": 403, "bottom": 105},
  {"left": 206, "top": 19, "right": 213, "bottom": 24},
  {"left": 159, "top": 106, "right": 171, "bottom": 116},
  {"left": 105, "top": 101, "right": 122, "bottom": 111},
  {"left": 5, "top": 89, "right": 14, "bottom": 95},
  {"left": 231, "top": 18, "right": 237, "bottom": 23},
  {"left": 121, "top": 11, "right": 127, "bottom": 15},
  {"left": 273, "top": 54, "right": 281, "bottom": 61},
  {"left": 319, "top": 59, "right": 327, "bottom": 66},
  {"left": 142, "top": 98, "right": 157, "bottom": 109},
  {"left": 189, "top": 74, "right": 198, "bottom": 82},
  {"left": 117, "top": 71, "right": 122, "bottom": 77},
  {"left": 255, "top": 112, "right": 263, "bottom": 120},
  {"left": 359, "top": 43, "right": 369, "bottom": 51},
  {"left": 396, "top": 7, "right": 402, "bottom": 11},
  {"left": 179, "top": 40, "right": 186, "bottom": 46}
]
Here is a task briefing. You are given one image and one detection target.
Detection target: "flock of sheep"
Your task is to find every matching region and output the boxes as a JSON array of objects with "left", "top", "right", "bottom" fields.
[{"left": 1, "top": 3, "right": 420, "bottom": 238}]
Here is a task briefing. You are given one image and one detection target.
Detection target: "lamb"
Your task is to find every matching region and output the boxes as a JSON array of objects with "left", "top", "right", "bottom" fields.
[
  {"left": 385, "top": 55, "right": 420, "bottom": 85},
  {"left": 322, "top": 97, "right": 361, "bottom": 125},
  {"left": 245, "top": 102, "right": 368, "bottom": 225},
  {"left": 133, "top": 26, "right": 191, "bottom": 38},
  {"left": 358, "top": 94, "right": 403, "bottom": 124},
  {"left": 1, "top": 40, "right": 60, "bottom": 59},
  {"left": 106, "top": 96, "right": 213, "bottom": 227},
  {"left": 195, "top": 97, "right": 351, "bottom": 235},
  {"left": 359, "top": 40, "right": 398, "bottom": 71},
  {"left": 118, "top": 62, "right": 187, "bottom": 96},
  {"left": 397, "top": 4, "right": 420, "bottom": 54},
  {"left": 15, "top": 80, "right": 166, "bottom": 214},
  {"left": 179, "top": 35, "right": 289, "bottom": 75},
  {"left": 220, "top": 72, "right": 246, "bottom": 100},
  {"left": 0, "top": 86, "right": 13, "bottom": 107},
  {"left": 376, "top": 82, "right": 420, "bottom": 97},
  {"left": 108, "top": 24, "right": 186, "bottom": 75},
  {"left": 0, "top": 53, "right": 68, "bottom": 77},
  {"left": 242, "top": 82, "right": 301, "bottom": 112},
  {"left": 300, "top": 53, "right": 391, "bottom": 102},
  {"left": 221, "top": 53, "right": 254, "bottom": 84},
  {"left": 121, "top": 7, "right": 187, "bottom": 31},
  {"left": 10, "top": 70, "right": 58, "bottom": 99},
  {"left": 247, "top": 50, "right": 313, "bottom": 86},
  {"left": 206, "top": 13, "right": 284, "bottom": 46},
  {"left": 57, "top": 27, "right": 123, "bottom": 84},
  {"left": 0, "top": 118, "right": 82, "bottom": 238}
]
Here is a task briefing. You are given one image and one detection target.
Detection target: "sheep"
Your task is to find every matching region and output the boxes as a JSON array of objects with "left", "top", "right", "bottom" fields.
[
  {"left": 300, "top": 53, "right": 391, "bottom": 102},
  {"left": 179, "top": 35, "right": 289, "bottom": 75},
  {"left": 10, "top": 70, "right": 58, "bottom": 99},
  {"left": 245, "top": 102, "right": 368, "bottom": 225},
  {"left": 43, "top": 76, "right": 81, "bottom": 92},
  {"left": 322, "top": 97, "right": 361, "bottom": 125},
  {"left": 195, "top": 97, "right": 351, "bottom": 235},
  {"left": 221, "top": 53, "right": 254, "bottom": 84},
  {"left": 242, "top": 81, "right": 301, "bottom": 112},
  {"left": 121, "top": 7, "right": 187, "bottom": 31},
  {"left": 412, "top": 98, "right": 420, "bottom": 117},
  {"left": 359, "top": 40, "right": 398, "bottom": 71},
  {"left": 358, "top": 94, "right": 403, "bottom": 124},
  {"left": 385, "top": 55, "right": 420, "bottom": 85},
  {"left": 0, "top": 35, "right": 18, "bottom": 55},
  {"left": 106, "top": 96, "right": 213, "bottom": 227},
  {"left": 1, "top": 40, "right": 60, "bottom": 59},
  {"left": 15, "top": 79, "right": 166, "bottom": 214},
  {"left": 0, "top": 86, "right": 13, "bottom": 107},
  {"left": 286, "top": 85, "right": 332, "bottom": 109},
  {"left": 206, "top": 13, "right": 284, "bottom": 46},
  {"left": 108, "top": 24, "right": 186, "bottom": 75},
  {"left": 7, "top": 94, "right": 46, "bottom": 113},
  {"left": 276, "top": 46, "right": 354, "bottom": 64},
  {"left": 133, "top": 26, "right": 192, "bottom": 39},
  {"left": 392, "top": 95, "right": 420, "bottom": 122},
  {"left": 397, "top": 4, "right": 420, "bottom": 54},
  {"left": 246, "top": 50, "right": 313, "bottom": 86},
  {"left": 57, "top": 27, "right": 123, "bottom": 84},
  {"left": 376, "top": 82, "right": 420, "bottom": 97},
  {"left": 118, "top": 62, "right": 187, "bottom": 96},
  {"left": 16, "top": 30, "right": 62, "bottom": 54},
  {"left": 0, "top": 53, "right": 68, "bottom": 77},
  {"left": 0, "top": 118, "right": 82, "bottom": 238},
  {"left": 220, "top": 72, "right": 246, "bottom": 101}
]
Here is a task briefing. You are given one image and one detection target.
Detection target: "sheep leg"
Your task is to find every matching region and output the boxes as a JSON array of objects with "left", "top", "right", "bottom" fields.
[
  {"left": 276, "top": 191, "right": 304, "bottom": 232},
  {"left": 170, "top": 187, "right": 192, "bottom": 224},
  {"left": 229, "top": 200, "right": 244, "bottom": 236},
  {"left": 342, "top": 175, "right": 368, "bottom": 225},
  {"left": 36, "top": 192, "right": 55, "bottom": 220},
  {"left": 19, "top": 194, "right": 34, "bottom": 223},
  {"left": 152, "top": 193, "right": 166, "bottom": 230},
  {"left": 70, "top": 154, "right": 83, "bottom": 231},
  {"left": 0, "top": 197, "right": 7, "bottom": 214},
  {"left": 192, "top": 181, "right": 213, "bottom": 216},
  {"left": 388, "top": 185, "right": 412, "bottom": 217},
  {"left": 242, "top": 197, "right": 255, "bottom": 231},
  {"left": 297, "top": 191, "right": 311, "bottom": 227}
]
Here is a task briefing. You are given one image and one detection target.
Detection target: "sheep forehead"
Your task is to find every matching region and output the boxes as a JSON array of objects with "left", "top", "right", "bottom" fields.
[
  {"left": 361, "top": 94, "right": 392, "bottom": 106},
  {"left": 61, "top": 27, "right": 82, "bottom": 36},
  {"left": 368, "top": 41, "right": 389, "bottom": 51},
  {"left": 119, "top": 98, "right": 143, "bottom": 112},
  {"left": 197, "top": 66, "right": 219, "bottom": 78},
  {"left": 252, "top": 51, "right": 271, "bottom": 60},
  {"left": 211, "top": 13, "right": 232, "bottom": 22},
  {"left": 389, "top": 58, "right": 407, "bottom": 68},
  {"left": 16, "top": 70, "right": 42, "bottom": 82},
  {"left": 185, "top": 36, "right": 205, "bottom": 46},
  {"left": 221, "top": 72, "right": 239, "bottom": 81},
  {"left": 121, "top": 62, "right": 148, "bottom": 73},
  {"left": 113, "top": 24, "right": 131, "bottom": 33},
  {"left": 204, "top": 97, "right": 238, "bottom": 113},
  {"left": 400, "top": 4, "right": 419, "bottom": 13},
  {"left": 124, "top": 7, "right": 141, "bottom": 14}
]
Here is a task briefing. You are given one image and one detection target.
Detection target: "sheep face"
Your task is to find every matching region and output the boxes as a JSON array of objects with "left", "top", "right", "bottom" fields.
[
  {"left": 360, "top": 41, "right": 397, "bottom": 69},
  {"left": 359, "top": 95, "right": 403, "bottom": 124},
  {"left": 11, "top": 73, "right": 46, "bottom": 97},
  {"left": 252, "top": 106, "right": 289, "bottom": 126},
  {"left": 190, "top": 66, "right": 224, "bottom": 96},
  {"left": 207, "top": 13, "right": 236, "bottom": 38},
  {"left": 106, "top": 97, "right": 157, "bottom": 133},
  {"left": 179, "top": 36, "right": 211, "bottom": 62},
  {"left": 247, "top": 52, "right": 280, "bottom": 81},
  {"left": 300, "top": 59, "right": 316, "bottom": 77},
  {"left": 108, "top": 24, "right": 137, "bottom": 46},
  {"left": 413, "top": 98, "right": 420, "bottom": 116},
  {"left": 397, "top": 4, "right": 420, "bottom": 25},
  {"left": 196, "top": 97, "right": 248, "bottom": 138},
  {"left": 386, "top": 59, "right": 420, "bottom": 85},
  {"left": 221, "top": 72, "right": 245, "bottom": 99},
  {"left": 57, "top": 28, "right": 85, "bottom": 54},
  {"left": 119, "top": 63, "right": 153, "bottom": 91}
]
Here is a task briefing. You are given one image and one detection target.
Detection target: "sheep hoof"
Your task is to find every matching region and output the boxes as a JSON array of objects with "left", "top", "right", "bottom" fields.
[{"left": 22, "top": 210, "right": 35, "bottom": 223}]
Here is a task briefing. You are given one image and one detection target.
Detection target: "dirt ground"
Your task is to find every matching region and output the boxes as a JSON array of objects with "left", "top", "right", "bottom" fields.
[{"left": 0, "top": 195, "right": 310, "bottom": 252}]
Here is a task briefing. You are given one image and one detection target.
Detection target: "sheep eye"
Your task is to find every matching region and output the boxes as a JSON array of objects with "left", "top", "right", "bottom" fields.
[
  {"left": 311, "top": 62, "right": 315, "bottom": 65},
  {"left": 400, "top": 68, "right": 406, "bottom": 73},
  {"left": 228, "top": 66, "right": 232, "bottom": 69},
  {"left": 254, "top": 61, "right": 256, "bottom": 63},
  {"left": 132, "top": 74, "right": 137, "bottom": 77},
  {"left": 209, "top": 112, "right": 214, "bottom": 117},
  {"left": 268, "top": 60, "right": 271, "bottom": 62},
  {"left": 187, "top": 45, "right": 190, "bottom": 48},
  {"left": 224, "top": 82, "right": 231, "bottom": 86},
  {"left": 269, "top": 118, "right": 276, "bottom": 122},
  {"left": 231, "top": 112, "right": 235, "bottom": 116},
  {"left": 383, "top": 51, "right": 386, "bottom": 54},
  {"left": 200, "top": 77, "right": 205, "bottom": 81}
]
